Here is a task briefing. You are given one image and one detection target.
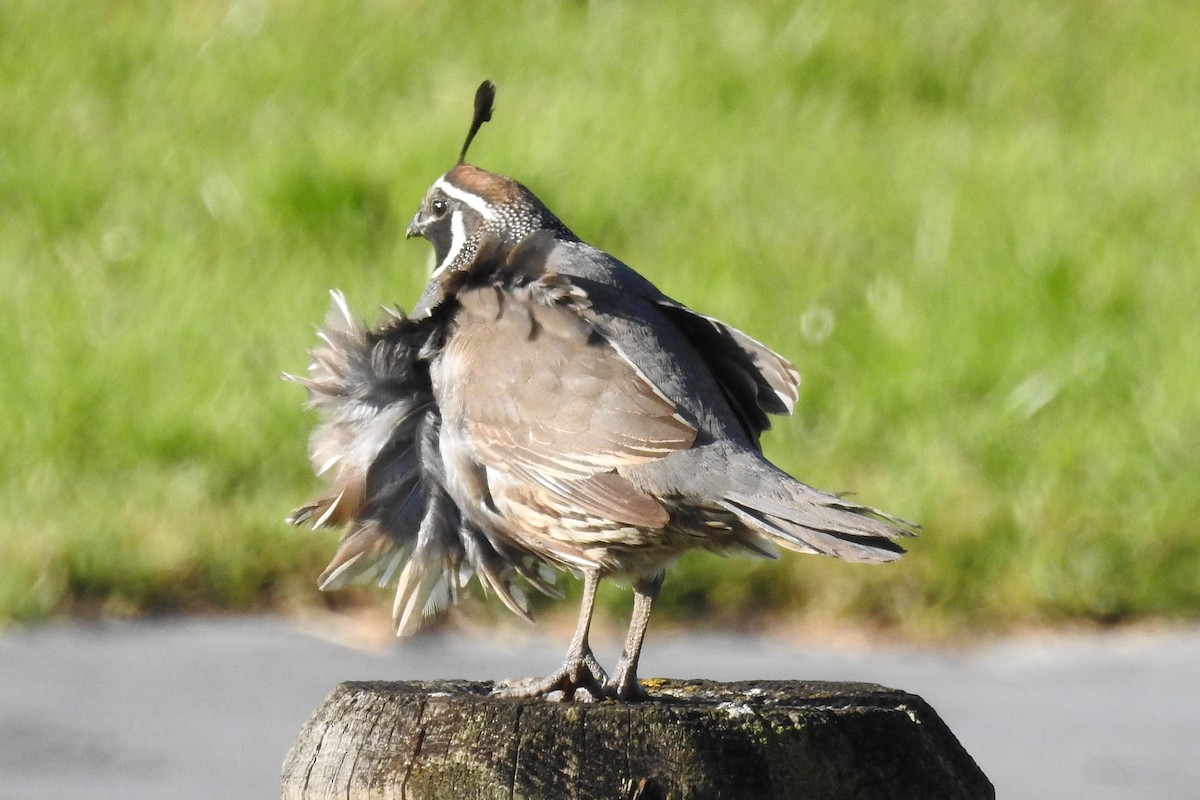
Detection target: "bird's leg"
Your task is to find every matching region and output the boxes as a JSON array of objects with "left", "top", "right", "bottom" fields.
[
  {"left": 605, "top": 570, "right": 664, "bottom": 701},
  {"left": 491, "top": 568, "right": 607, "bottom": 701},
  {"left": 557, "top": 567, "right": 609, "bottom": 691}
]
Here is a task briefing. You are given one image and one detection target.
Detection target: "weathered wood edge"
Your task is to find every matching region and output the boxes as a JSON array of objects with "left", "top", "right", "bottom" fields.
[{"left": 282, "top": 679, "right": 994, "bottom": 800}]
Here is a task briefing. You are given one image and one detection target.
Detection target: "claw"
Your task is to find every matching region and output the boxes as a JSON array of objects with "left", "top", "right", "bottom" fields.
[
  {"left": 604, "top": 660, "right": 647, "bottom": 701},
  {"left": 491, "top": 651, "right": 608, "bottom": 701}
]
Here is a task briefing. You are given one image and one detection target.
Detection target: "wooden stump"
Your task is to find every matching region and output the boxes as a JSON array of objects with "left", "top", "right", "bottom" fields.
[{"left": 282, "top": 679, "right": 992, "bottom": 799}]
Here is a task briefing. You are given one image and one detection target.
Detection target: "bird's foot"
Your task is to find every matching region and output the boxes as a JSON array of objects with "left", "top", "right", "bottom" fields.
[
  {"left": 604, "top": 659, "right": 647, "bottom": 702},
  {"left": 491, "top": 651, "right": 609, "bottom": 701}
]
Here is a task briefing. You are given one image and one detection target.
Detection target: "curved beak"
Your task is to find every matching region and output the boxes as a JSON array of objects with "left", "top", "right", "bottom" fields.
[{"left": 405, "top": 213, "right": 424, "bottom": 240}]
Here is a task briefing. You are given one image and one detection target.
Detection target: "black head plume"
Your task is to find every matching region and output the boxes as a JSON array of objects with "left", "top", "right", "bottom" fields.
[{"left": 457, "top": 80, "right": 496, "bottom": 165}]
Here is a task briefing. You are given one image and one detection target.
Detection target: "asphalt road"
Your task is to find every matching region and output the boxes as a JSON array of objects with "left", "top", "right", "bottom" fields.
[{"left": 1, "top": 616, "right": 1196, "bottom": 799}]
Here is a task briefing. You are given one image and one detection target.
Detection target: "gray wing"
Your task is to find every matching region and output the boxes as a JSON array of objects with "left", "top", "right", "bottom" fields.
[
  {"left": 654, "top": 300, "right": 800, "bottom": 443},
  {"left": 502, "top": 239, "right": 801, "bottom": 445}
]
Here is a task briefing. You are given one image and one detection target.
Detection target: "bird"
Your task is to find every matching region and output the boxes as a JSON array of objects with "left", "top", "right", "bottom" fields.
[{"left": 287, "top": 81, "right": 915, "bottom": 701}]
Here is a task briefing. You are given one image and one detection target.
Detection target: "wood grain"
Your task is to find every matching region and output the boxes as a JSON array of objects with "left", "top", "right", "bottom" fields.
[{"left": 282, "top": 679, "right": 992, "bottom": 799}]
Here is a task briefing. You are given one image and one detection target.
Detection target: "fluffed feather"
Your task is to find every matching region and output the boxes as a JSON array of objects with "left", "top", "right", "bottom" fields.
[{"left": 287, "top": 289, "right": 559, "bottom": 635}]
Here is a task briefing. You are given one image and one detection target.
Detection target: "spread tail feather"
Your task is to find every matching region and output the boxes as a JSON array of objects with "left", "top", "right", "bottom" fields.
[{"left": 720, "top": 472, "right": 916, "bottom": 564}]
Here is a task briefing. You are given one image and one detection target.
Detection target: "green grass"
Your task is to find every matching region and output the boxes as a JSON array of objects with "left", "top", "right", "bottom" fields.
[{"left": 2, "top": 0, "right": 1198, "bottom": 635}]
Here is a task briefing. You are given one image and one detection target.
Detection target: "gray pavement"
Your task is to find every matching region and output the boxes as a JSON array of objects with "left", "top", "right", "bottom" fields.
[{"left": 1, "top": 616, "right": 1197, "bottom": 799}]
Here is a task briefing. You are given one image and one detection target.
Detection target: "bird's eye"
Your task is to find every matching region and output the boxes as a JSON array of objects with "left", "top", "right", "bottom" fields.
[{"left": 431, "top": 199, "right": 449, "bottom": 217}]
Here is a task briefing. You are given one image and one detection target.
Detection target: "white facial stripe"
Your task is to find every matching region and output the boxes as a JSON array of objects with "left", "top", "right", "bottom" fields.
[
  {"left": 433, "top": 209, "right": 466, "bottom": 276},
  {"left": 433, "top": 177, "right": 497, "bottom": 221}
]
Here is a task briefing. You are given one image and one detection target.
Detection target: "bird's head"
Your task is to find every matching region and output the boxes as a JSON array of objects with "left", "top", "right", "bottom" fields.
[{"left": 406, "top": 81, "right": 572, "bottom": 276}]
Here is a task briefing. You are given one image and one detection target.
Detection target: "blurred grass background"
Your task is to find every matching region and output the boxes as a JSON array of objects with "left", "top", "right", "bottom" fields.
[{"left": 2, "top": 0, "right": 1198, "bottom": 636}]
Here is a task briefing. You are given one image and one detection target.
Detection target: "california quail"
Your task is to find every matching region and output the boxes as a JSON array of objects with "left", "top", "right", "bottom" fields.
[{"left": 288, "top": 81, "right": 915, "bottom": 700}]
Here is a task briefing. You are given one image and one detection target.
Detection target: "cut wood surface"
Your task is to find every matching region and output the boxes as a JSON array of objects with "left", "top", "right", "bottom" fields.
[{"left": 282, "top": 679, "right": 993, "bottom": 799}]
